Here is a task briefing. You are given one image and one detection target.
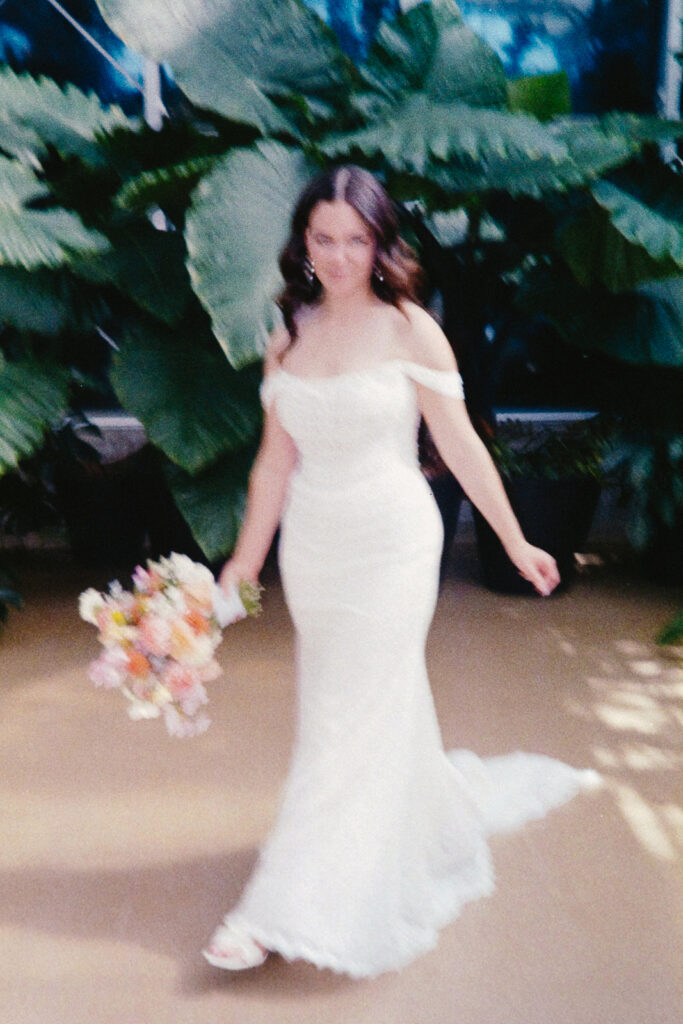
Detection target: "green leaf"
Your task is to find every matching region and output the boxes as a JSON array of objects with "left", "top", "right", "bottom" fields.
[
  {"left": 114, "top": 155, "right": 221, "bottom": 212},
  {"left": 0, "top": 267, "right": 73, "bottom": 334},
  {"left": 358, "top": 0, "right": 507, "bottom": 114},
  {"left": 95, "top": 0, "right": 295, "bottom": 133},
  {"left": 0, "top": 356, "right": 71, "bottom": 475},
  {"left": 71, "top": 222, "right": 193, "bottom": 324},
  {"left": 323, "top": 96, "right": 628, "bottom": 197},
  {"left": 508, "top": 72, "right": 572, "bottom": 122},
  {"left": 557, "top": 198, "right": 681, "bottom": 294},
  {"left": 597, "top": 112, "right": 683, "bottom": 146},
  {"left": 185, "top": 142, "right": 315, "bottom": 368},
  {"left": 520, "top": 267, "right": 683, "bottom": 368},
  {"left": 591, "top": 171, "right": 683, "bottom": 270},
  {"left": 0, "top": 157, "right": 108, "bottom": 269},
  {"left": 164, "top": 446, "right": 256, "bottom": 561},
  {"left": 0, "top": 68, "right": 133, "bottom": 165},
  {"left": 110, "top": 323, "right": 262, "bottom": 474},
  {"left": 657, "top": 608, "right": 683, "bottom": 646}
]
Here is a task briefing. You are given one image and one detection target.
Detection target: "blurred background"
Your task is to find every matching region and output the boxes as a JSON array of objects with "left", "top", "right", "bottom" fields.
[{"left": 0, "top": 0, "right": 681, "bottom": 610}]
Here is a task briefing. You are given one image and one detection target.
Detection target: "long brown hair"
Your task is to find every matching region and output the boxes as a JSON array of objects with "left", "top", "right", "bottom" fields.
[{"left": 277, "top": 165, "right": 422, "bottom": 344}]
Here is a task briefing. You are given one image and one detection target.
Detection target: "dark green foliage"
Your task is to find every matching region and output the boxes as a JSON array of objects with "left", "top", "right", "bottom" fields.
[
  {"left": 110, "top": 324, "right": 262, "bottom": 474},
  {"left": 657, "top": 609, "right": 683, "bottom": 647},
  {"left": 485, "top": 417, "right": 612, "bottom": 482},
  {"left": 0, "top": 0, "right": 681, "bottom": 565}
]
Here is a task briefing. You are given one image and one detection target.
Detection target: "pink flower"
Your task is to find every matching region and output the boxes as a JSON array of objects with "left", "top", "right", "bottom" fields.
[
  {"left": 132, "top": 564, "right": 164, "bottom": 594},
  {"left": 138, "top": 614, "right": 173, "bottom": 657},
  {"left": 179, "top": 682, "right": 208, "bottom": 717},
  {"left": 163, "top": 706, "right": 210, "bottom": 738},
  {"left": 88, "top": 647, "right": 128, "bottom": 689},
  {"left": 199, "top": 659, "right": 221, "bottom": 683},
  {"left": 162, "top": 661, "right": 201, "bottom": 696},
  {"left": 169, "top": 619, "right": 213, "bottom": 665},
  {"left": 132, "top": 565, "right": 153, "bottom": 592}
]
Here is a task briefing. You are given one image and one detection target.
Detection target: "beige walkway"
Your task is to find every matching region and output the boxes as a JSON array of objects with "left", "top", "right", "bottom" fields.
[{"left": 1, "top": 547, "right": 681, "bottom": 1024}]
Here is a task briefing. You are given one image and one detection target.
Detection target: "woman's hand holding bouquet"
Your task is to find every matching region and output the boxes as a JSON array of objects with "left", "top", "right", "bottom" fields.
[{"left": 79, "top": 553, "right": 262, "bottom": 737}]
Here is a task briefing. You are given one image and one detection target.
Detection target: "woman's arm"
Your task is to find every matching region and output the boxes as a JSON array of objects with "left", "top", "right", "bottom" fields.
[
  {"left": 219, "top": 340, "right": 298, "bottom": 590},
  {"left": 405, "top": 308, "right": 560, "bottom": 595}
]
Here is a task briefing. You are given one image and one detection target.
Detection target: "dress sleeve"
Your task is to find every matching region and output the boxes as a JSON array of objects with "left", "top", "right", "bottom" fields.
[{"left": 401, "top": 361, "right": 465, "bottom": 399}]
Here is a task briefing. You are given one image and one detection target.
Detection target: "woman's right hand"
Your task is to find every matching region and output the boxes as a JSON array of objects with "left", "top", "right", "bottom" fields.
[{"left": 218, "top": 559, "right": 259, "bottom": 595}]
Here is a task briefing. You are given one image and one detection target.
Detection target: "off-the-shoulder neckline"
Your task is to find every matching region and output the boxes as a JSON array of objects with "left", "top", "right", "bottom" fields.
[{"left": 270, "top": 359, "right": 459, "bottom": 385}]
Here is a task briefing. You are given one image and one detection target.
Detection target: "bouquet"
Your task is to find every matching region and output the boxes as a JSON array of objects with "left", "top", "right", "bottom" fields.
[{"left": 78, "top": 553, "right": 261, "bottom": 737}]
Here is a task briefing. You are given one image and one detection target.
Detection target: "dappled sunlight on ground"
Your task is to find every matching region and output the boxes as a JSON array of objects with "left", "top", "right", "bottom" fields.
[
  {"left": 2, "top": 552, "right": 682, "bottom": 1024},
  {"left": 559, "top": 632, "right": 683, "bottom": 863}
]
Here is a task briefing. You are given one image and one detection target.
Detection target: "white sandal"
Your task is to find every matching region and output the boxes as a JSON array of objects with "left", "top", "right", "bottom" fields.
[{"left": 202, "top": 921, "right": 268, "bottom": 970}]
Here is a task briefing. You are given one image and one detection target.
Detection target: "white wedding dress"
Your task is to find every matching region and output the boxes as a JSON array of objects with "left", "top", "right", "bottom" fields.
[{"left": 225, "top": 359, "right": 598, "bottom": 978}]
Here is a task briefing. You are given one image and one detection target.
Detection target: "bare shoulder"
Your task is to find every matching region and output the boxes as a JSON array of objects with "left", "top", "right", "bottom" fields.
[
  {"left": 264, "top": 326, "right": 290, "bottom": 374},
  {"left": 395, "top": 300, "right": 458, "bottom": 372}
]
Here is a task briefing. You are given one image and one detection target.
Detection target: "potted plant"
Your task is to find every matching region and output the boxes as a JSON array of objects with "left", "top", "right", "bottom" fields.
[{"left": 473, "top": 415, "right": 611, "bottom": 594}]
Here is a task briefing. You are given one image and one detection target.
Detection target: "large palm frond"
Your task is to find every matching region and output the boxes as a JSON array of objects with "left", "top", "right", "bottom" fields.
[
  {"left": 0, "top": 157, "right": 108, "bottom": 269},
  {"left": 0, "top": 356, "right": 71, "bottom": 475},
  {"left": 356, "top": 0, "right": 507, "bottom": 116},
  {"left": 95, "top": 0, "right": 346, "bottom": 132},
  {"left": 0, "top": 68, "right": 133, "bottom": 165}
]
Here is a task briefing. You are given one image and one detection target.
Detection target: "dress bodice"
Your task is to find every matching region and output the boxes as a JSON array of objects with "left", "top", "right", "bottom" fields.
[{"left": 260, "top": 360, "right": 464, "bottom": 490}]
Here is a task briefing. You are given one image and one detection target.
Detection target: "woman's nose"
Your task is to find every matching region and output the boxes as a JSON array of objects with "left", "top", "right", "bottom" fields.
[{"left": 330, "top": 245, "right": 348, "bottom": 265}]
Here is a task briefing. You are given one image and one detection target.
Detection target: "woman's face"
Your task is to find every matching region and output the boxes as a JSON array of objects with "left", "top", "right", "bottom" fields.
[{"left": 305, "top": 199, "right": 376, "bottom": 298}]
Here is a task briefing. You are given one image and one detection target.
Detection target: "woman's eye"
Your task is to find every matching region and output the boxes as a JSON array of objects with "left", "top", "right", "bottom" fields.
[{"left": 351, "top": 236, "right": 369, "bottom": 245}]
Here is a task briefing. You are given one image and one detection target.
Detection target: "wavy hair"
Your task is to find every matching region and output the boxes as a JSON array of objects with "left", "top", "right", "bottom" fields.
[{"left": 277, "top": 165, "right": 423, "bottom": 344}]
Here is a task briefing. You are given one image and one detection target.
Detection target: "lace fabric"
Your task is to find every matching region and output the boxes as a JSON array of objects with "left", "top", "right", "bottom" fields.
[{"left": 226, "top": 359, "right": 597, "bottom": 977}]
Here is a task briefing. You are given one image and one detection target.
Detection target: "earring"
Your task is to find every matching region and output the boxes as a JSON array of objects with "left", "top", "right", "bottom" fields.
[
  {"left": 304, "top": 254, "right": 316, "bottom": 285},
  {"left": 373, "top": 262, "right": 384, "bottom": 283}
]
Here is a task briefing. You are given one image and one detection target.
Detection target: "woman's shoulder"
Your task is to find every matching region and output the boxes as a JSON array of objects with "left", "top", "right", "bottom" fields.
[
  {"left": 264, "top": 327, "right": 291, "bottom": 373},
  {"left": 393, "top": 300, "right": 457, "bottom": 372}
]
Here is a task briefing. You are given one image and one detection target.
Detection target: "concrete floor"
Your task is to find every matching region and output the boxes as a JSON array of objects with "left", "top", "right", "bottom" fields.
[{"left": 1, "top": 546, "right": 681, "bottom": 1024}]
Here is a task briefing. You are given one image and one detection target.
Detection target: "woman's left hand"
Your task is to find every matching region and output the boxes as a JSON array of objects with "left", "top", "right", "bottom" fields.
[{"left": 505, "top": 540, "right": 561, "bottom": 597}]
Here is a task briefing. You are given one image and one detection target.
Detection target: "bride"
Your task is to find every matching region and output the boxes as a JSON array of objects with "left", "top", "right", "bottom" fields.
[{"left": 203, "top": 165, "right": 597, "bottom": 977}]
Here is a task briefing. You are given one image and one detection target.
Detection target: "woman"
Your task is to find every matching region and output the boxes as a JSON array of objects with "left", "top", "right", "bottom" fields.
[{"left": 203, "top": 165, "right": 597, "bottom": 977}]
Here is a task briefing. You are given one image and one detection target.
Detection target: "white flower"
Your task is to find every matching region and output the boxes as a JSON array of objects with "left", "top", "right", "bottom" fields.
[
  {"left": 165, "top": 586, "right": 189, "bottom": 614},
  {"left": 79, "top": 588, "right": 105, "bottom": 625},
  {"left": 213, "top": 584, "right": 246, "bottom": 628},
  {"left": 122, "top": 687, "right": 162, "bottom": 720},
  {"left": 88, "top": 647, "right": 128, "bottom": 688}
]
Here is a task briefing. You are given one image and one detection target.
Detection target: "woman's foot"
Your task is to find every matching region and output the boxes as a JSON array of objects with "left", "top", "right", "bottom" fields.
[{"left": 202, "top": 921, "right": 268, "bottom": 970}]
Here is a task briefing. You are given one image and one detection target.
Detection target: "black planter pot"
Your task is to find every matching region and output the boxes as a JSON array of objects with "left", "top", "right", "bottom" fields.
[
  {"left": 637, "top": 513, "right": 683, "bottom": 586},
  {"left": 474, "top": 476, "right": 601, "bottom": 595},
  {"left": 427, "top": 471, "right": 464, "bottom": 578}
]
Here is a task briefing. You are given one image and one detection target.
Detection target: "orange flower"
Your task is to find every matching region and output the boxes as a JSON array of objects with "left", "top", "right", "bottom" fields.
[
  {"left": 126, "top": 649, "right": 152, "bottom": 678},
  {"left": 184, "top": 608, "right": 210, "bottom": 635}
]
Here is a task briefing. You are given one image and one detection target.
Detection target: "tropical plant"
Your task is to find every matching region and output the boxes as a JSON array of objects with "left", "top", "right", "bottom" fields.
[
  {"left": 657, "top": 608, "right": 683, "bottom": 647},
  {"left": 1, "top": 0, "right": 681, "bottom": 581},
  {"left": 483, "top": 416, "right": 611, "bottom": 483}
]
